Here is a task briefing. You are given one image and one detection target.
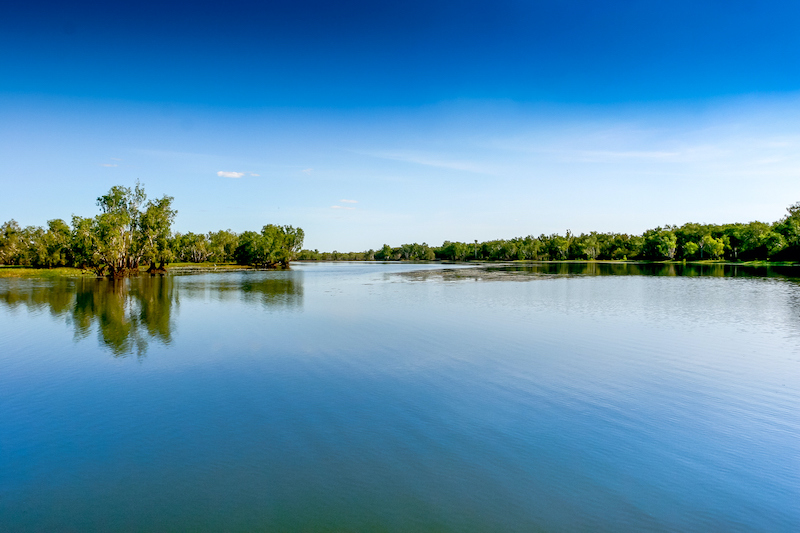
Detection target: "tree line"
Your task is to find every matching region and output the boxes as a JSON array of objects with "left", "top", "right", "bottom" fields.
[
  {"left": 0, "top": 184, "right": 304, "bottom": 276},
  {"left": 297, "top": 201, "right": 800, "bottom": 263}
]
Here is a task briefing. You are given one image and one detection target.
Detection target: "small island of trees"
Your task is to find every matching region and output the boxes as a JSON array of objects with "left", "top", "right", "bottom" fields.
[{"left": 0, "top": 183, "right": 304, "bottom": 276}]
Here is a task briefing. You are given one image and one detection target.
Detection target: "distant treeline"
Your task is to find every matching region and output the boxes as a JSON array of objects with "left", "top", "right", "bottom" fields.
[
  {"left": 0, "top": 183, "right": 304, "bottom": 276},
  {"left": 298, "top": 201, "right": 800, "bottom": 263}
]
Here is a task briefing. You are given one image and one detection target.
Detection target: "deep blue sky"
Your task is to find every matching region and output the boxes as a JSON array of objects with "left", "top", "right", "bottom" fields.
[{"left": 2, "top": 1, "right": 800, "bottom": 249}]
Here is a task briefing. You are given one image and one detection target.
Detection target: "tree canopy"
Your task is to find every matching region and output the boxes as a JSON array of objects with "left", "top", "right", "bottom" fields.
[{"left": 0, "top": 184, "right": 303, "bottom": 275}]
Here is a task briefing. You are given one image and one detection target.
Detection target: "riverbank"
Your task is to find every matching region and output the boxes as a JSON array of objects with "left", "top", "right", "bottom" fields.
[
  {"left": 2, "top": 259, "right": 797, "bottom": 278},
  {"left": 0, "top": 263, "right": 253, "bottom": 278}
]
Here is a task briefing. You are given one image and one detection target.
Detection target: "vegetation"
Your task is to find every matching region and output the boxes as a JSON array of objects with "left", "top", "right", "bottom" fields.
[
  {"left": 297, "top": 201, "right": 800, "bottom": 264},
  {"left": 3, "top": 187, "right": 798, "bottom": 272},
  {"left": 0, "top": 184, "right": 304, "bottom": 276}
]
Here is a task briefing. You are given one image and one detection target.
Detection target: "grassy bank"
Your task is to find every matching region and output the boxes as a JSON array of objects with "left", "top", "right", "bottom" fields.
[
  {"left": 0, "top": 266, "right": 95, "bottom": 278},
  {"left": 0, "top": 263, "right": 252, "bottom": 278}
]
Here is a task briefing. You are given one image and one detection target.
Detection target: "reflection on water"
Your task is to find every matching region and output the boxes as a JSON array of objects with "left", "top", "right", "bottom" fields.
[
  {"left": 491, "top": 261, "right": 800, "bottom": 278},
  {"left": 399, "top": 261, "right": 800, "bottom": 283},
  {"left": 0, "top": 276, "right": 176, "bottom": 357},
  {"left": 174, "top": 271, "right": 304, "bottom": 309},
  {"left": 0, "top": 271, "right": 304, "bottom": 356}
]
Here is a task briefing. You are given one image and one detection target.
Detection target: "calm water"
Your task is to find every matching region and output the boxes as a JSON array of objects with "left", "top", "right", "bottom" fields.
[{"left": 1, "top": 262, "right": 799, "bottom": 532}]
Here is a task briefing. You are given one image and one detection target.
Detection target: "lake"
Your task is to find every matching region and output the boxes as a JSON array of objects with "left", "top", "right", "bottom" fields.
[{"left": 1, "top": 262, "right": 799, "bottom": 532}]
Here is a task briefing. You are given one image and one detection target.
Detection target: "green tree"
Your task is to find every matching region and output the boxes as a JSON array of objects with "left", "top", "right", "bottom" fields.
[
  {"left": 700, "top": 234, "right": 725, "bottom": 259},
  {"left": 682, "top": 241, "right": 699, "bottom": 259},
  {"left": 84, "top": 183, "right": 177, "bottom": 276},
  {"left": 776, "top": 201, "right": 800, "bottom": 248},
  {"left": 234, "top": 225, "right": 304, "bottom": 267},
  {"left": 643, "top": 228, "right": 677, "bottom": 260},
  {"left": 0, "top": 220, "right": 24, "bottom": 265},
  {"left": 208, "top": 230, "right": 240, "bottom": 263},
  {"left": 139, "top": 195, "right": 177, "bottom": 272}
]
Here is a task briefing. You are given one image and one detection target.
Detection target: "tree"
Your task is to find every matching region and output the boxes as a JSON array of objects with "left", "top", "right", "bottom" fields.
[
  {"left": 776, "top": 201, "right": 800, "bottom": 248},
  {"left": 88, "top": 183, "right": 176, "bottom": 276},
  {"left": 0, "top": 220, "right": 25, "bottom": 265},
  {"left": 208, "top": 230, "right": 239, "bottom": 263},
  {"left": 27, "top": 219, "right": 72, "bottom": 268},
  {"left": 682, "top": 241, "right": 699, "bottom": 259},
  {"left": 582, "top": 233, "right": 600, "bottom": 260},
  {"left": 376, "top": 244, "right": 394, "bottom": 261},
  {"left": 70, "top": 216, "right": 97, "bottom": 269},
  {"left": 139, "top": 195, "right": 177, "bottom": 272},
  {"left": 643, "top": 228, "right": 677, "bottom": 260},
  {"left": 234, "top": 225, "right": 304, "bottom": 267},
  {"left": 700, "top": 234, "right": 724, "bottom": 259}
]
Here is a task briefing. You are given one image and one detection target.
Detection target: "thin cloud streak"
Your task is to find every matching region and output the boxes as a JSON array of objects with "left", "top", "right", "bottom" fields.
[{"left": 357, "top": 150, "right": 495, "bottom": 174}]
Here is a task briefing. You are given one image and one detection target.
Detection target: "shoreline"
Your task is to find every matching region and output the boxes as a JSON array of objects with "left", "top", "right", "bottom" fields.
[{"left": 1, "top": 259, "right": 798, "bottom": 279}]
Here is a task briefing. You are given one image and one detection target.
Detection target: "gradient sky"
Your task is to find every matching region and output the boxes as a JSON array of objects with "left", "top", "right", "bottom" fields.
[{"left": 2, "top": 1, "right": 800, "bottom": 250}]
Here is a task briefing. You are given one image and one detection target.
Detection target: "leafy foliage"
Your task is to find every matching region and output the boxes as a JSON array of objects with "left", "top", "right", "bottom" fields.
[{"left": 0, "top": 184, "right": 304, "bottom": 275}]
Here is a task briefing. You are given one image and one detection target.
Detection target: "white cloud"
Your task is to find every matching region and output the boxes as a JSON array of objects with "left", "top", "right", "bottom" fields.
[
  {"left": 302, "top": 168, "right": 313, "bottom": 174},
  {"left": 110, "top": 157, "right": 122, "bottom": 161},
  {"left": 250, "top": 173, "right": 260, "bottom": 177},
  {"left": 217, "top": 171, "right": 245, "bottom": 178},
  {"left": 331, "top": 205, "right": 356, "bottom": 210},
  {"left": 340, "top": 199, "right": 358, "bottom": 203}
]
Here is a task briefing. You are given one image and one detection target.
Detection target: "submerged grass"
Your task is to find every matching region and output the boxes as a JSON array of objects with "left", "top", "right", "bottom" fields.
[
  {"left": 0, "top": 263, "right": 251, "bottom": 278},
  {"left": 0, "top": 266, "right": 96, "bottom": 278}
]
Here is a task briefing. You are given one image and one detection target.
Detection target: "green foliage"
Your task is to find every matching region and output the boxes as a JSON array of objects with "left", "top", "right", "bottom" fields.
[
  {"left": 234, "top": 225, "right": 304, "bottom": 267},
  {"left": 682, "top": 241, "right": 699, "bottom": 259},
  {"left": 701, "top": 234, "right": 725, "bottom": 259},
  {"left": 1, "top": 184, "right": 303, "bottom": 274},
  {"left": 173, "top": 232, "right": 211, "bottom": 263},
  {"left": 0, "top": 220, "right": 24, "bottom": 265},
  {"left": 4, "top": 190, "right": 800, "bottom": 270},
  {"left": 208, "top": 230, "right": 240, "bottom": 263},
  {"left": 139, "top": 195, "right": 177, "bottom": 271},
  {"left": 643, "top": 228, "right": 677, "bottom": 260}
]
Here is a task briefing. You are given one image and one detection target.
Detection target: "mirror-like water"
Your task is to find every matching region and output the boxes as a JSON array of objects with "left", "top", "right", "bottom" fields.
[{"left": 1, "top": 262, "right": 799, "bottom": 532}]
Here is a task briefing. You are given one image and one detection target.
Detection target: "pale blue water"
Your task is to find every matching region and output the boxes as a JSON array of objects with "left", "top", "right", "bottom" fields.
[{"left": 1, "top": 262, "right": 799, "bottom": 531}]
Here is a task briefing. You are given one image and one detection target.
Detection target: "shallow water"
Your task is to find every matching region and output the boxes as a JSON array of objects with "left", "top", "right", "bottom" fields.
[{"left": 1, "top": 262, "right": 799, "bottom": 532}]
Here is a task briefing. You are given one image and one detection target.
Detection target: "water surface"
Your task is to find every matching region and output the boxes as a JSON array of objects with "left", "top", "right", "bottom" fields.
[{"left": 1, "top": 262, "right": 799, "bottom": 531}]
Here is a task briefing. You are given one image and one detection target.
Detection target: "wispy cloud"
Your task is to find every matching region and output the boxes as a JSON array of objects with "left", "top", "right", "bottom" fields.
[
  {"left": 331, "top": 205, "right": 356, "bottom": 210},
  {"left": 572, "top": 150, "right": 680, "bottom": 162},
  {"left": 340, "top": 199, "right": 358, "bottom": 203},
  {"left": 302, "top": 168, "right": 313, "bottom": 174},
  {"left": 110, "top": 157, "right": 122, "bottom": 161},
  {"left": 581, "top": 150, "right": 679, "bottom": 159},
  {"left": 100, "top": 163, "right": 118, "bottom": 167},
  {"left": 217, "top": 171, "right": 245, "bottom": 178},
  {"left": 249, "top": 173, "right": 260, "bottom": 177},
  {"left": 359, "top": 150, "right": 493, "bottom": 174}
]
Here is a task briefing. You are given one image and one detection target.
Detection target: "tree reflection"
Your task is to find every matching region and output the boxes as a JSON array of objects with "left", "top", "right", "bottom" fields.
[
  {"left": 174, "top": 271, "right": 304, "bottom": 310},
  {"left": 0, "top": 271, "right": 304, "bottom": 357},
  {"left": 495, "top": 262, "right": 799, "bottom": 278},
  {"left": 0, "top": 276, "right": 176, "bottom": 357},
  {"left": 70, "top": 276, "right": 176, "bottom": 356}
]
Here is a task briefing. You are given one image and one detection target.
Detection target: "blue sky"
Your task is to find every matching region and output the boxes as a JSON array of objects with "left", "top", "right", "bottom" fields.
[{"left": 2, "top": 1, "right": 800, "bottom": 250}]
